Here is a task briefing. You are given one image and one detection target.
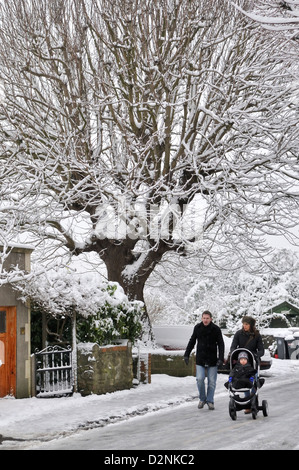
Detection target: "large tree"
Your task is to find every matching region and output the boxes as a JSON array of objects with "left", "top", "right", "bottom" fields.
[{"left": 0, "top": 0, "right": 298, "bottom": 329}]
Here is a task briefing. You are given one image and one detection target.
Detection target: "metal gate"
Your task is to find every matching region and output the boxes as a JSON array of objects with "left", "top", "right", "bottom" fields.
[{"left": 35, "top": 345, "right": 73, "bottom": 397}]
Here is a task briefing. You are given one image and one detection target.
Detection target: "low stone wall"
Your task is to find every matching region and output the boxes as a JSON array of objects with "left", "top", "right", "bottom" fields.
[
  {"left": 151, "top": 351, "right": 196, "bottom": 377},
  {"left": 77, "top": 340, "right": 133, "bottom": 396}
]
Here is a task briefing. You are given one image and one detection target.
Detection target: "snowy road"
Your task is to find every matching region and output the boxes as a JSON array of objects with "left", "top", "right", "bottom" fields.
[{"left": 32, "top": 377, "right": 299, "bottom": 451}]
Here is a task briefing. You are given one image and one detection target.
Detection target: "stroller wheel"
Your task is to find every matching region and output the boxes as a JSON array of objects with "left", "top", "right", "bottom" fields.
[
  {"left": 251, "top": 396, "right": 258, "bottom": 420},
  {"left": 262, "top": 400, "right": 268, "bottom": 417},
  {"left": 229, "top": 398, "right": 237, "bottom": 421}
]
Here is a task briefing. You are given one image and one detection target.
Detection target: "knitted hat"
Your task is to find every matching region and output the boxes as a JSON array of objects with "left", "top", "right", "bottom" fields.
[
  {"left": 238, "top": 351, "right": 248, "bottom": 360},
  {"left": 242, "top": 316, "right": 256, "bottom": 327}
]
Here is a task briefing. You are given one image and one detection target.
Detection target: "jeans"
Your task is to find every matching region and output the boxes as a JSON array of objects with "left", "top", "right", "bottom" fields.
[{"left": 196, "top": 365, "right": 218, "bottom": 404}]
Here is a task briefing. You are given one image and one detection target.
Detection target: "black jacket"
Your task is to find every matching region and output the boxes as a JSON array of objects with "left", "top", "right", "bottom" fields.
[
  {"left": 184, "top": 322, "right": 224, "bottom": 367},
  {"left": 230, "top": 329, "right": 264, "bottom": 358},
  {"left": 229, "top": 362, "right": 257, "bottom": 389}
]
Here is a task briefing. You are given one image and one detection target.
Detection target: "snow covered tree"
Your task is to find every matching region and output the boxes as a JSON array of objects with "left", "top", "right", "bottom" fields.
[
  {"left": 183, "top": 249, "right": 299, "bottom": 331},
  {"left": 228, "top": 0, "right": 299, "bottom": 32},
  {"left": 0, "top": 0, "right": 298, "bottom": 332}
]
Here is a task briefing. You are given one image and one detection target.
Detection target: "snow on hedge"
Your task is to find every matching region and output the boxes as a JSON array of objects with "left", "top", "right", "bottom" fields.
[{"left": 16, "top": 263, "right": 143, "bottom": 320}]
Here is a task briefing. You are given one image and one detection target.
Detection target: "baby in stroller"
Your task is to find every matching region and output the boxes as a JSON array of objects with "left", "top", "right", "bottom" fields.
[
  {"left": 228, "top": 351, "right": 256, "bottom": 391},
  {"left": 225, "top": 348, "right": 268, "bottom": 420}
]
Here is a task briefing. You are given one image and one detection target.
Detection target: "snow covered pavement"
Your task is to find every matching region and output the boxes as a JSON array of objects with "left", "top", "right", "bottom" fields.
[{"left": 0, "top": 358, "right": 298, "bottom": 450}]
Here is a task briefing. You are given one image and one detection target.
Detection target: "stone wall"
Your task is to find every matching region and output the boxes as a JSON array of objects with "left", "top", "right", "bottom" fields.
[
  {"left": 151, "top": 351, "right": 196, "bottom": 377},
  {"left": 77, "top": 340, "right": 133, "bottom": 396}
]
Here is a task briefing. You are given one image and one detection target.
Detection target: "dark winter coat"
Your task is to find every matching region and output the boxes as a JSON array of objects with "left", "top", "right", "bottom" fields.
[
  {"left": 229, "top": 362, "right": 257, "bottom": 389},
  {"left": 230, "top": 329, "right": 264, "bottom": 358},
  {"left": 184, "top": 322, "right": 224, "bottom": 367}
]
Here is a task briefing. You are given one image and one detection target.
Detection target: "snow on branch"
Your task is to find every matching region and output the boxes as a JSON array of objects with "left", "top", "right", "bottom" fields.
[{"left": 228, "top": 0, "right": 299, "bottom": 30}]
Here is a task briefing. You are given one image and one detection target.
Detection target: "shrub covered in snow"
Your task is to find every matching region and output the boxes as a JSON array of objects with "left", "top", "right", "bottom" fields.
[
  {"left": 76, "top": 284, "right": 143, "bottom": 345},
  {"left": 17, "top": 266, "right": 144, "bottom": 346}
]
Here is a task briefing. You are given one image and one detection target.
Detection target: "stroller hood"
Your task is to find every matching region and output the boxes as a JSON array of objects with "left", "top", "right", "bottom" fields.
[{"left": 230, "top": 348, "right": 257, "bottom": 369}]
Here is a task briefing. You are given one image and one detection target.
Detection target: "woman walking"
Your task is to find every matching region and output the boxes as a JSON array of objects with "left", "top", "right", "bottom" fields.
[
  {"left": 230, "top": 315, "right": 264, "bottom": 413},
  {"left": 230, "top": 316, "right": 264, "bottom": 359}
]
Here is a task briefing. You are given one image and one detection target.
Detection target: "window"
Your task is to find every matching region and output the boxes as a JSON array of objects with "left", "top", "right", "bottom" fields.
[{"left": 0, "top": 311, "right": 6, "bottom": 333}]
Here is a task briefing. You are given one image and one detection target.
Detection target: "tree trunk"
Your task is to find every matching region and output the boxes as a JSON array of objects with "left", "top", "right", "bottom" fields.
[
  {"left": 102, "top": 247, "right": 146, "bottom": 303},
  {"left": 83, "top": 237, "right": 172, "bottom": 341}
]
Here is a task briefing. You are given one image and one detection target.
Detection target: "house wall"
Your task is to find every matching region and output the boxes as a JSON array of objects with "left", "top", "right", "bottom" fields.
[{"left": 0, "top": 246, "right": 33, "bottom": 398}]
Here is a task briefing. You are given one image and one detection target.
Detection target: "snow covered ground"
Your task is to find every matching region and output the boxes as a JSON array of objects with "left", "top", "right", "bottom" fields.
[{"left": 0, "top": 357, "right": 299, "bottom": 449}]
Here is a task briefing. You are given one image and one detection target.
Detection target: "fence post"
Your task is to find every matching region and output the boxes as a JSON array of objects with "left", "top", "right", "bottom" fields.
[
  {"left": 30, "top": 353, "right": 36, "bottom": 397},
  {"left": 72, "top": 312, "right": 77, "bottom": 393}
]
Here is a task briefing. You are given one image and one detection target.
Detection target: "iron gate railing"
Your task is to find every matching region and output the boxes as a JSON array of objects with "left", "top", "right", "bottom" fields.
[{"left": 35, "top": 345, "right": 73, "bottom": 397}]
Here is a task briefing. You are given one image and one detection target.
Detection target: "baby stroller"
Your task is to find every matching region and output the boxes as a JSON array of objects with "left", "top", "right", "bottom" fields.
[{"left": 227, "top": 348, "right": 268, "bottom": 420}]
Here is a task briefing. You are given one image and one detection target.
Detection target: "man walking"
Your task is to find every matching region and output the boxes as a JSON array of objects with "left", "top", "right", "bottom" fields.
[{"left": 184, "top": 310, "right": 224, "bottom": 410}]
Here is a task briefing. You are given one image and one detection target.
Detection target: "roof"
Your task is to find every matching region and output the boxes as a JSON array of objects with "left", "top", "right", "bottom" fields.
[
  {"left": 266, "top": 300, "right": 299, "bottom": 316},
  {"left": 0, "top": 244, "right": 35, "bottom": 253}
]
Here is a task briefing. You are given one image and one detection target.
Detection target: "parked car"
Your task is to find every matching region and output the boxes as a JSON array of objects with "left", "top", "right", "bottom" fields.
[{"left": 260, "top": 351, "right": 273, "bottom": 371}]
